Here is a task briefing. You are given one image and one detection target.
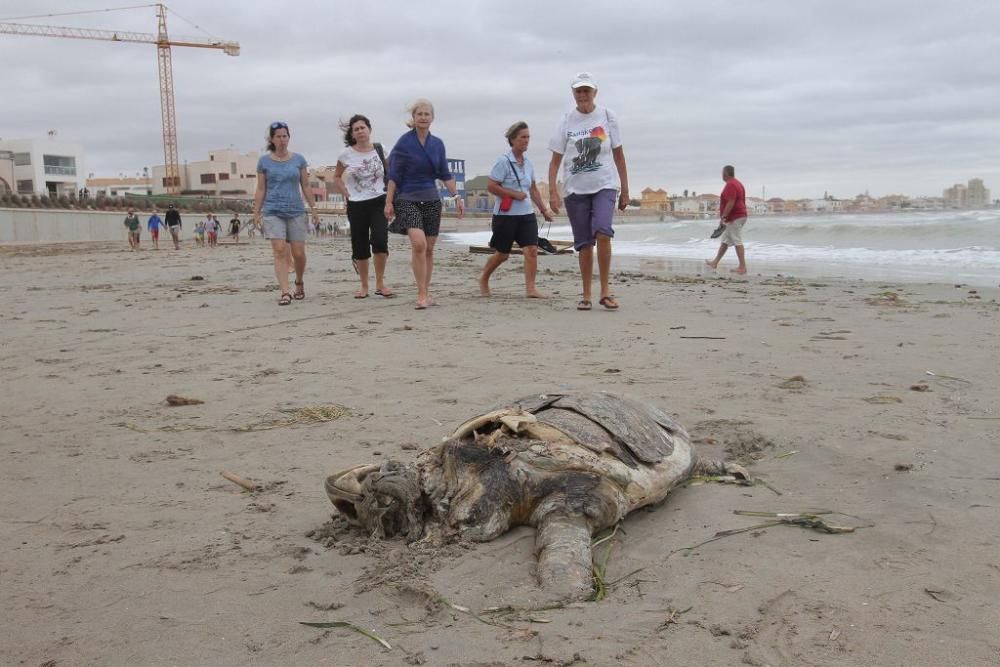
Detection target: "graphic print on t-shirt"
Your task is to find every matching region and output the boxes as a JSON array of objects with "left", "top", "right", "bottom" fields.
[
  {"left": 569, "top": 126, "right": 608, "bottom": 175},
  {"left": 349, "top": 154, "right": 383, "bottom": 194}
]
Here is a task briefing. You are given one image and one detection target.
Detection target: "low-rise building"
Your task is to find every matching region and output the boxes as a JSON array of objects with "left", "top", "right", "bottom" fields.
[
  {"left": 746, "top": 196, "right": 768, "bottom": 215},
  {"left": 151, "top": 148, "right": 259, "bottom": 196},
  {"left": 86, "top": 176, "right": 152, "bottom": 197},
  {"left": 0, "top": 135, "right": 86, "bottom": 197},
  {"left": 464, "top": 174, "right": 493, "bottom": 211},
  {"left": 640, "top": 187, "right": 669, "bottom": 212}
]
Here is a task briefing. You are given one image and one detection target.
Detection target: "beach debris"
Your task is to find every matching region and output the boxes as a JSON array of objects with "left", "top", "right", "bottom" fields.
[
  {"left": 232, "top": 404, "right": 350, "bottom": 431},
  {"left": 863, "top": 395, "right": 902, "bottom": 404},
  {"left": 830, "top": 628, "right": 842, "bottom": 641},
  {"left": 221, "top": 471, "right": 259, "bottom": 492},
  {"left": 190, "top": 275, "right": 204, "bottom": 281},
  {"left": 894, "top": 463, "right": 914, "bottom": 472},
  {"left": 679, "top": 335, "right": 727, "bottom": 340},
  {"left": 925, "top": 370, "right": 971, "bottom": 384},
  {"left": 865, "top": 291, "right": 910, "bottom": 307},
  {"left": 700, "top": 581, "right": 745, "bottom": 593},
  {"left": 656, "top": 605, "right": 692, "bottom": 631},
  {"left": 923, "top": 587, "right": 960, "bottom": 603},
  {"left": 604, "top": 368, "right": 621, "bottom": 374},
  {"left": 671, "top": 509, "right": 864, "bottom": 558},
  {"left": 910, "top": 383, "right": 931, "bottom": 392},
  {"left": 777, "top": 375, "right": 808, "bottom": 391},
  {"left": 165, "top": 394, "right": 204, "bottom": 406},
  {"left": 325, "top": 391, "right": 748, "bottom": 601},
  {"left": 774, "top": 450, "right": 798, "bottom": 459},
  {"left": 299, "top": 620, "right": 391, "bottom": 650}
]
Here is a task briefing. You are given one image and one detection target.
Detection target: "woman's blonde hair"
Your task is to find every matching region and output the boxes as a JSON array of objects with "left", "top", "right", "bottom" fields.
[
  {"left": 505, "top": 121, "right": 529, "bottom": 146},
  {"left": 405, "top": 98, "right": 435, "bottom": 128}
]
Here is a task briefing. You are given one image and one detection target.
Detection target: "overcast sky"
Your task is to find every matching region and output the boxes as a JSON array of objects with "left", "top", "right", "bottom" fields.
[{"left": 2, "top": 0, "right": 998, "bottom": 199}]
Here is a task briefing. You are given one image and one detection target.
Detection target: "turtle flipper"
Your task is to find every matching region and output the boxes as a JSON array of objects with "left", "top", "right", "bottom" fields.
[{"left": 534, "top": 511, "right": 594, "bottom": 601}]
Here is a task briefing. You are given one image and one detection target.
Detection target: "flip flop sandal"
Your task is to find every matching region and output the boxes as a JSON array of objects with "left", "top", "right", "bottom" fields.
[
  {"left": 374, "top": 289, "right": 396, "bottom": 298},
  {"left": 414, "top": 303, "right": 428, "bottom": 310},
  {"left": 354, "top": 293, "right": 369, "bottom": 299},
  {"left": 599, "top": 296, "right": 619, "bottom": 310},
  {"left": 577, "top": 300, "right": 592, "bottom": 311},
  {"left": 278, "top": 293, "right": 292, "bottom": 306},
  {"left": 293, "top": 280, "right": 305, "bottom": 300}
]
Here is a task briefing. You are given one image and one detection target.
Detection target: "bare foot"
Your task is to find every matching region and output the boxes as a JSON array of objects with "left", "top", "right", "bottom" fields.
[
  {"left": 730, "top": 267, "right": 747, "bottom": 275},
  {"left": 479, "top": 280, "right": 491, "bottom": 297},
  {"left": 526, "top": 290, "right": 545, "bottom": 299},
  {"left": 704, "top": 260, "right": 718, "bottom": 269}
]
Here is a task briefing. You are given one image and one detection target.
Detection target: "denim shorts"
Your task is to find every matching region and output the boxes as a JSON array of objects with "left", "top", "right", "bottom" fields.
[{"left": 262, "top": 214, "right": 307, "bottom": 243}]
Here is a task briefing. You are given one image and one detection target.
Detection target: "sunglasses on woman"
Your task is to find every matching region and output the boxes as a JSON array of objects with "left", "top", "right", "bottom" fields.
[{"left": 270, "top": 121, "right": 288, "bottom": 130}]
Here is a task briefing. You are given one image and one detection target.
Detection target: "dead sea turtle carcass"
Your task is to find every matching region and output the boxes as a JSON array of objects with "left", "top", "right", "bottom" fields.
[{"left": 326, "top": 391, "right": 746, "bottom": 600}]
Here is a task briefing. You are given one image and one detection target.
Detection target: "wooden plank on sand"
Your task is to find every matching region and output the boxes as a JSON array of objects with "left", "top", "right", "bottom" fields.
[{"left": 469, "top": 240, "right": 574, "bottom": 255}]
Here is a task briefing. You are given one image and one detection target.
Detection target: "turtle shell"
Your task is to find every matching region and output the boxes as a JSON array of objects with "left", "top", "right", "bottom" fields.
[{"left": 498, "top": 392, "right": 684, "bottom": 466}]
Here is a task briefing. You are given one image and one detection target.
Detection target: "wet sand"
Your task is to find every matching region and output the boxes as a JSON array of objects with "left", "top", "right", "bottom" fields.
[{"left": 2, "top": 237, "right": 999, "bottom": 666}]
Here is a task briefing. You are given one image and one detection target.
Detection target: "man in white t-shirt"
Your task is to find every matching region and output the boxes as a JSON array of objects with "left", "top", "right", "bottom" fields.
[{"left": 547, "top": 72, "right": 630, "bottom": 311}]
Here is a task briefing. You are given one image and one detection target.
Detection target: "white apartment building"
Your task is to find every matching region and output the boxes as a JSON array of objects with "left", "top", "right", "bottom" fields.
[
  {"left": 0, "top": 135, "right": 86, "bottom": 197},
  {"left": 966, "top": 179, "right": 991, "bottom": 208},
  {"left": 805, "top": 198, "right": 845, "bottom": 212},
  {"left": 0, "top": 150, "right": 13, "bottom": 194},
  {"left": 151, "top": 148, "right": 259, "bottom": 196}
]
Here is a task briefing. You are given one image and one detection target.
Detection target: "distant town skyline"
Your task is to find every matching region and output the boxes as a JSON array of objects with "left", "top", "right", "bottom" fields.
[{"left": 3, "top": 1, "right": 999, "bottom": 199}]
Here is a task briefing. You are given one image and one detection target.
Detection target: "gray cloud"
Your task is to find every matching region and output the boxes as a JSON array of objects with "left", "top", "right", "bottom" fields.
[{"left": 2, "top": 0, "right": 998, "bottom": 198}]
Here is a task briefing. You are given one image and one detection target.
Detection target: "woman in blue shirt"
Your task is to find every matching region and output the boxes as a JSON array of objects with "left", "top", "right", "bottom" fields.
[
  {"left": 384, "top": 99, "right": 465, "bottom": 310},
  {"left": 478, "top": 121, "right": 554, "bottom": 298},
  {"left": 253, "top": 121, "right": 320, "bottom": 306}
]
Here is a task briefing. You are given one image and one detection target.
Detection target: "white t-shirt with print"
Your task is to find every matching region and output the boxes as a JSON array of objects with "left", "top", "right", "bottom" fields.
[
  {"left": 547, "top": 105, "right": 622, "bottom": 195},
  {"left": 337, "top": 147, "right": 386, "bottom": 202}
]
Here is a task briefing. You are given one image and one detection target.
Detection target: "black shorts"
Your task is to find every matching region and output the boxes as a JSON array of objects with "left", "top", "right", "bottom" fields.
[
  {"left": 489, "top": 213, "right": 538, "bottom": 254},
  {"left": 346, "top": 195, "right": 388, "bottom": 260}
]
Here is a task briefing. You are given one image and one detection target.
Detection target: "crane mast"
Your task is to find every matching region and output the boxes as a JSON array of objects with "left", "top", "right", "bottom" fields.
[{"left": 156, "top": 5, "right": 180, "bottom": 193}]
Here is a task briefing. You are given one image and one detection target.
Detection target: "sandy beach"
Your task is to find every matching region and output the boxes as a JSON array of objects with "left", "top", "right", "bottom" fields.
[{"left": 2, "top": 235, "right": 999, "bottom": 667}]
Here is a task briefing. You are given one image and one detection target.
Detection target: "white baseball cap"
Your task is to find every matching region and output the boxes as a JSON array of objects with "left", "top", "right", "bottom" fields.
[{"left": 571, "top": 72, "right": 598, "bottom": 89}]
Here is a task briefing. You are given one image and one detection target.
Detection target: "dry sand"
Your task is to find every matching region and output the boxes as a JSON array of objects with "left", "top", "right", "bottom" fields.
[{"left": 1, "top": 235, "right": 999, "bottom": 667}]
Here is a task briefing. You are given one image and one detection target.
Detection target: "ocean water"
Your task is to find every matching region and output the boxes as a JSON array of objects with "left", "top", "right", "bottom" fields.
[{"left": 444, "top": 210, "right": 1000, "bottom": 287}]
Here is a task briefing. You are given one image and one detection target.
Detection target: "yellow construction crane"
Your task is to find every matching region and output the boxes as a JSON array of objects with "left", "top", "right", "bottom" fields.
[{"left": 0, "top": 3, "right": 239, "bottom": 195}]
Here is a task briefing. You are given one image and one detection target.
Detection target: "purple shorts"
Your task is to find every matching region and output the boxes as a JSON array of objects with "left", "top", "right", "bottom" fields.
[{"left": 563, "top": 189, "right": 617, "bottom": 250}]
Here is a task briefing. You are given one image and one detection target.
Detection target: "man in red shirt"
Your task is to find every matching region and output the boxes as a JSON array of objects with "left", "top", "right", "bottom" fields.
[{"left": 706, "top": 165, "right": 748, "bottom": 274}]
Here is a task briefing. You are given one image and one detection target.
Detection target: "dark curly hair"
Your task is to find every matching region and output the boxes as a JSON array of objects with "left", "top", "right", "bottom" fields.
[{"left": 341, "top": 114, "right": 372, "bottom": 147}]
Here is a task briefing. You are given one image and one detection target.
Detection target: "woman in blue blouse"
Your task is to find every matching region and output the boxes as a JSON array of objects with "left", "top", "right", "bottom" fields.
[{"left": 384, "top": 99, "right": 465, "bottom": 310}]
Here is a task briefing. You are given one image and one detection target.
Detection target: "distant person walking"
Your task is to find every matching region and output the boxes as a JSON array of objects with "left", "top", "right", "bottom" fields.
[
  {"left": 123, "top": 208, "right": 141, "bottom": 251},
  {"left": 547, "top": 72, "right": 629, "bottom": 311},
  {"left": 479, "top": 121, "right": 554, "bottom": 298},
  {"left": 706, "top": 165, "right": 748, "bottom": 274},
  {"left": 193, "top": 219, "right": 206, "bottom": 247},
  {"left": 253, "top": 120, "right": 320, "bottom": 305},
  {"left": 334, "top": 113, "right": 394, "bottom": 299},
  {"left": 147, "top": 208, "right": 163, "bottom": 250},
  {"left": 204, "top": 213, "right": 219, "bottom": 247},
  {"left": 385, "top": 99, "right": 465, "bottom": 310},
  {"left": 229, "top": 213, "right": 241, "bottom": 243},
  {"left": 165, "top": 202, "right": 182, "bottom": 250}
]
